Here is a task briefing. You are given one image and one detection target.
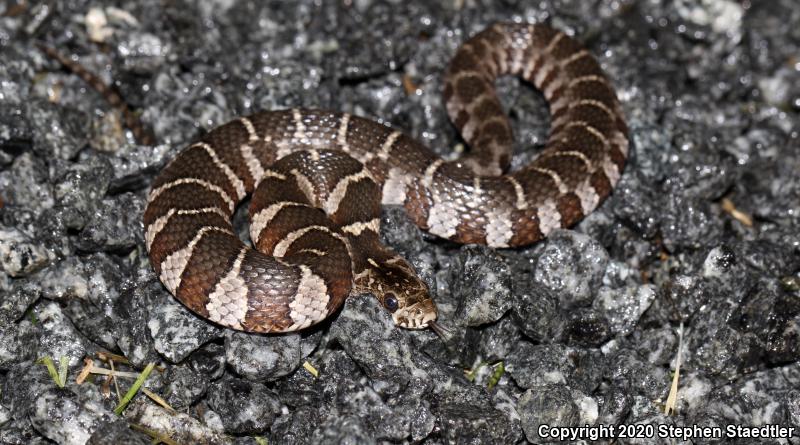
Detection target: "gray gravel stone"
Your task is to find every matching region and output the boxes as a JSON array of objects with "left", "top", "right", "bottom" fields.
[
  {"left": 311, "top": 415, "right": 373, "bottom": 445},
  {"left": 0, "top": 417, "right": 53, "bottom": 445},
  {"left": 29, "top": 99, "right": 89, "bottom": 160},
  {"left": 0, "top": 49, "right": 33, "bottom": 106},
  {"left": 0, "top": 321, "right": 37, "bottom": 370},
  {"left": 207, "top": 375, "right": 281, "bottom": 434},
  {"left": 1, "top": 361, "right": 62, "bottom": 421},
  {"left": 605, "top": 352, "right": 670, "bottom": 401},
  {"left": 0, "top": 280, "right": 40, "bottom": 325},
  {"left": 269, "top": 405, "right": 320, "bottom": 445},
  {"left": 30, "top": 387, "right": 117, "bottom": 445},
  {"left": 115, "top": 276, "right": 172, "bottom": 367},
  {"left": 506, "top": 342, "right": 604, "bottom": 394},
  {"left": 0, "top": 225, "right": 51, "bottom": 276},
  {"left": 632, "top": 327, "right": 679, "bottom": 367},
  {"left": 86, "top": 419, "right": 151, "bottom": 445},
  {"left": 147, "top": 291, "right": 223, "bottom": 364},
  {"left": 75, "top": 192, "right": 145, "bottom": 252},
  {"left": 511, "top": 279, "right": 564, "bottom": 343},
  {"left": 0, "top": 151, "right": 54, "bottom": 213},
  {"left": 52, "top": 152, "right": 113, "bottom": 221},
  {"left": 36, "top": 301, "right": 94, "bottom": 368},
  {"left": 187, "top": 343, "right": 227, "bottom": 381},
  {"left": 123, "top": 400, "right": 230, "bottom": 445},
  {"left": 533, "top": 230, "right": 609, "bottom": 308},
  {"left": 331, "top": 295, "right": 522, "bottom": 442},
  {"left": 595, "top": 260, "right": 657, "bottom": 337},
  {"left": 224, "top": 330, "right": 302, "bottom": 381},
  {"left": 1, "top": 0, "right": 798, "bottom": 442},
  {"left": 596, "top": 382, "right": 633, "bottom": 426},
  {"left": 517, "top": 384, "right": 582, "bottom": 443},
  {"left": 451, "top": 245, "right": 513, "bottom": 327},
  {"left": 0, "top": 403, "right": 10, "bottom": 428},
  {"left": 39, "top": 255, "right": 112, "bottom": 302},
  {"left": 163, "top": 364, "right": 209, "bottom": 410},
  {"left": 475, "top": 316, "right": 523, "bottom": 363},
  {"left": 272, "top": 347, "right": 438, "bottom": 442}
]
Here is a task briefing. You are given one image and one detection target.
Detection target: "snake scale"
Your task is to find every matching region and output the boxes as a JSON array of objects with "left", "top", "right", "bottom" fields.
[{"left": 138, "top": 22, "right": 629, "bottom": 333}]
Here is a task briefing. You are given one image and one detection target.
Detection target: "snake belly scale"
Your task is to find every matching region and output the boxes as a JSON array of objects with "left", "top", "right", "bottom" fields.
[{"left": 143, "top": 22, "right": 629, "bottom": 333}]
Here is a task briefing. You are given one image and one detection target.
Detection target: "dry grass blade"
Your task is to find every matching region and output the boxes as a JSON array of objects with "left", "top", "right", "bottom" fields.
[
  {"left": 721, "top": 198, "right": 753, "bottom": 227},
  {"left": 664, "top": 323, "right": 684, "bottom": 415},
  {"left": 142, "top": 388, "right": 177, "bottom": 415},
  {"left": 303, "top": 361, "right": 319, "bottom": 378}
]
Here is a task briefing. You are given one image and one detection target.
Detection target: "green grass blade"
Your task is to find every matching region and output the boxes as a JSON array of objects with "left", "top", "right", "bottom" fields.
[
  {"left": 58, "top": 356, "right": 69, "bottom": 387},
  {"left": 37, "top": 357, "right": 64, "bottom": 388},
  {"left": 487, "top": 362, "right": 504, "bottom": 390},
  {"left": 114, "top": 362, "right": 155, "bottom": 415}
]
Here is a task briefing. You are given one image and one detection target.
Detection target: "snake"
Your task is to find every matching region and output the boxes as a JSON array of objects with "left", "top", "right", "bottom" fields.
[{"left": 48, "top": 22, "right": 628, "bottom": 333}]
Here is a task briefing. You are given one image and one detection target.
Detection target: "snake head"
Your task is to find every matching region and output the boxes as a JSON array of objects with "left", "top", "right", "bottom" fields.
[{"left": 355, "top": 256, "right": 438, "bottom": 330}]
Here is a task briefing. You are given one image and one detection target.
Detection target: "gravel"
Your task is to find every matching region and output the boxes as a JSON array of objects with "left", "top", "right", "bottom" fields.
[{"left": 1, "top": 0, "right": 799, "bottom": 443}]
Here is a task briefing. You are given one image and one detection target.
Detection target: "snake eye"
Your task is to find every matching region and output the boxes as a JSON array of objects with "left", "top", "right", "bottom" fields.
[{"left": 384, "top": 293, "right": 398, "bottom": 312}]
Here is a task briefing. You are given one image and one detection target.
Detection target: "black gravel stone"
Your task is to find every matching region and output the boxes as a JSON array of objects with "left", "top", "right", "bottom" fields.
[
  {"left": 87, "top": 419, "right": 151, "bottom": 445},
  {"left": 162, "top": 363, "right": 209, "bottom": 410},
  {"left": 223, "top": 330, "right": 304, "bottom": 381},
  {"left": 206, "top": 375, "right": 281, "bottom": 434},
  {"left": 517, "top": 384, "right": 582, "bottom": 443}
]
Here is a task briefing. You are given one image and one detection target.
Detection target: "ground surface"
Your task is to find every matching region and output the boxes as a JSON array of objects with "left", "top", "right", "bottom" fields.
[{"left": 1, "top": 0, "right": 799, "bottom": 444}]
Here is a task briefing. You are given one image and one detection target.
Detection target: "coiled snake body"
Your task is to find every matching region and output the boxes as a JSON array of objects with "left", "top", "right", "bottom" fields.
[{"left": 143, "top": 22, "right": 629, "bottom": 333}]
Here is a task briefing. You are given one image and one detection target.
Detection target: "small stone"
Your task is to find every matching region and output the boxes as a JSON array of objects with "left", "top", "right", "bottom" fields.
[
  {"left": 163, "top": 364, "right": 209, "bottom": 410},
  {"left": 476, "top": 316, "right": 523, "bottom": 363},
  {"left": 0, "top": 152, "right": 54, "bottom": 213},
  {"left": 28, "top": 99, "right": 89, "bottom": 160},
  {"left": 87, "top": 419, "right": 151, "bottom": 445},
  {"left": 309, "top": 416, "right": 372, "bottom": 445},
  {"left": 595, "top": 262, "right": 656, "bottom": 337},
  {"left": 36, "top": 301, "right": 93, "bottom": 368},
  {"left": 0, "top": 225, "right": 51, "bottom": 277},
  {"left": 52, "top": 153, "right": 113, "bottom": 218},
  {"left": 0, "top": 104, "right": 32, "bottom": 163},
  {"left": 451, "top": 245, "right": 513, "bottom": 327},
  {"left": 224, "top": 330, "right": 302, "bottom": 381},
  {"left": 30, "top": 387, "right": 117, "bottom": 445},
  {"left": 1, "top": 361, "right": 63, "bottom": 418},
  {"left": 0, "top": 321, "right": 38, "bottom": 370},
  {"left": 76, "top": 192, "right": 145, "bottom": 252},
  {"left": 505, "top": 342, "right": 604, "bottom": 394},
  {"left": 123, "top": 400, "right": 230, "bottom": 445},
  {"left": 510, "top": 280, "right": 563, "bottom": 342},
  {"left": 605, "top": 352, "right": 669, "bottom": 400},
  {"left": 0, "top": 279, "right": 42, "bottom": 327},
  {"left": 207, "top": 375, "right": 281, "bottom": 434},
  {"left": 147, "top": 292, "right": 222, "bottom": 363},
  {"left": 533, "top": 230, "right": 609, "bottom": 307},
  {"left": 436, "top": 402, "right": 522, "bottom": 444},
  {"left": 517, "top": 385, "right": 581, "bottom": 443},
  {"left": 187, "top": 343, "right": 227, "bottom": 381}
]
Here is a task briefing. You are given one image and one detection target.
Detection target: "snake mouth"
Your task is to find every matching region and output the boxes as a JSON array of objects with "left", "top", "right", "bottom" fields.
[
  {"left": 392, "top": 296, "right": 438, "bottom": 329},
  {"left": 394, "top": 316, "right": 449, "bottom": 340}
]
